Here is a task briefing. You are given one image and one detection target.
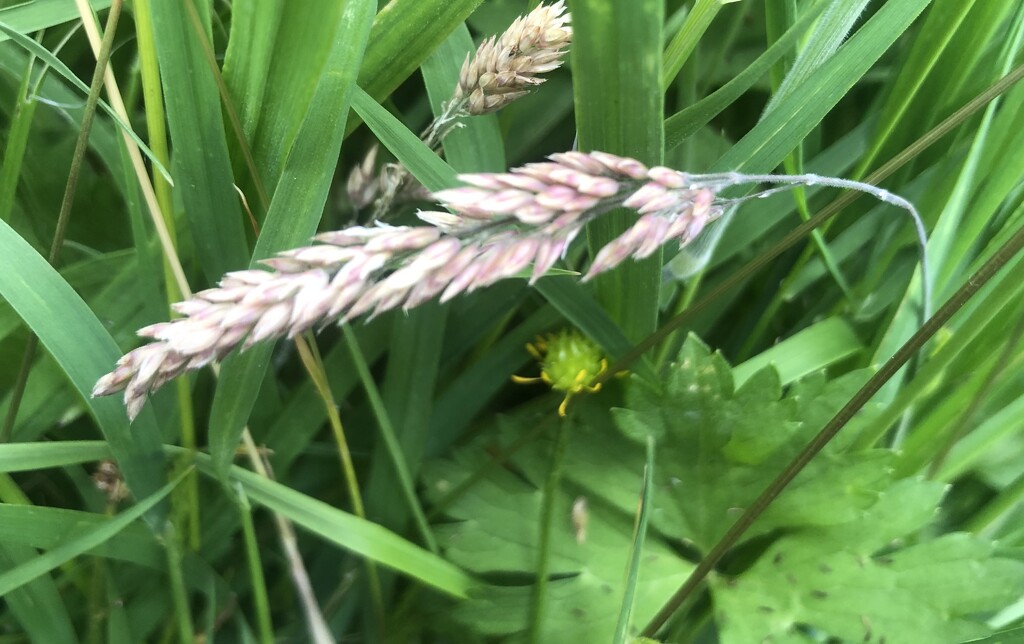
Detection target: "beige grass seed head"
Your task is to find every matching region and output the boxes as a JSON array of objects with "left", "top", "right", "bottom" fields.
[{"left": 456, "top": 0, "right": 572, "bottom": 115}]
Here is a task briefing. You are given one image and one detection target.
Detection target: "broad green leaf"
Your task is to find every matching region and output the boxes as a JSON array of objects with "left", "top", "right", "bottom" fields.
[
  {"left": 425, "top": 335, "right": 1024, "bottom": 638},
  {"left": 713, "top": 480, "right": 1024, "bottom": 643},
  {"left": 422, "top": 415, "right": 693, "bottom": 640}
]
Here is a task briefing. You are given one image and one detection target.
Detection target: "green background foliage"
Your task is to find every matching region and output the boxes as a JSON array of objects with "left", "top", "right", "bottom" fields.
[{"left": 1, "top": 0, "right": 1023, "bottom": 641}]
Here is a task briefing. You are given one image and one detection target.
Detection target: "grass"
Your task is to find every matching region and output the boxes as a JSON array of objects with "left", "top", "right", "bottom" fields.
[{"left": 2, "top": 0, "right": 1024, "bottom": 641}]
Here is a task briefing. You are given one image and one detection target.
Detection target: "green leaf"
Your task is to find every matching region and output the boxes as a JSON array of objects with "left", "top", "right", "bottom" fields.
[
  {"left": 349, "top": 0, "right": 485, "bottom": 134},
  {"left": 0, "top": 21, "right": 171, "bottom": 182},
  {"left": 0, "top": 441, "right": 111, "bottom": 473},
  {"left": 0, "top": 543, "right": 78, "bottom": 643},
  {"left": 422, "top": 416, "right": 693, "bottom": 640},
  {"left": 199, "top": 453, "right": 474, "bottom": 598},
  {"left": 712, "top": 480, "right": 1024, "bottom": 643},
  {"left": 732, "top": 317, "right": 863, "bottom": 387}
]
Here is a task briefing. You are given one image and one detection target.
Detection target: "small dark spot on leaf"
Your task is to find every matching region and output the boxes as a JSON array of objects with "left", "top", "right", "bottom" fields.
[
  {"left": 757, "top": 605, "right": 774, "bottom": 614},
  {"left": 818, "top": 563, "right": 832, "bottom": 573},
  {"left": 774, "top": 552, "right": 784, "bottom": 565},
  {"left": 810, "top": 589, "right": 828, "bottom": 600},
  {"left": 571, "top": 607, "right": 586, "bottom": 618},
  {"left": 602, "top": 583, "right": 614, "bottom": 594},
  {"left": 786, "top": 574, "right": 798, "bottom": 585},
  {"left": 876, "top": 556, "right": 893, "bottom": 566}
]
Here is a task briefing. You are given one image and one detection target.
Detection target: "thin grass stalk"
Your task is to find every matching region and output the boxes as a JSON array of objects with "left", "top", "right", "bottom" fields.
[
  {"left": 239, "top": 430, "right": 334, "bottom": 643},
  {"left": 340, "top": 325, "right": 439, "bottom": 554},
  {"left": 162, "top": 523, "right": 195, "bottom": 644},
  {"left": 528, "top": 416, "right": 571, "bottom": 643},
  {"left": 235, "top": 486, "right": 274, "bottom": 644},
  {"left": 0, "top": 2, "right": 121, "bottom": 444},
  {"left": 640, "top": 218, "right": 1024, "bottom": 638},
  {"left": 293, "top": 331, "right": 387, "bottom": 631},
  {"left": 73, "top": 0, "right": 189, "bottom": 297},
  {"left": 612, "top": 434, "right": 655, "bottom": 643},
  {"left": 85, "top": 556, "right": 107, "bottom": 644},
  {"left": 132, "top": 0, "right": 203, "bottom": 551}
]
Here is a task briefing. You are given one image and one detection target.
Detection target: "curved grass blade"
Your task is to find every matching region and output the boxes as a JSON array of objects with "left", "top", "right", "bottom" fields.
[
  {"left": 184, "top": 449, "right": 476, "bottom": 598},
  {"left": 0, "top": 470, "right": 184, "bottom": 596},
  {"left": 0, "top": 0, "right": 111, "bottom": 43},
  {"left": 0, "top": 218, "right": 167, "bottom": 510},
  {"left": 613, "top": 434, "right": 655, "bottom": 643},
  {"left": 0, "top": 441, "right": 112, "bottom": 473},
  {"left": 0, "top": 21, "right": 171, "bottom": 182},
  {"left": 351, "top": 87, "right": 458, "bottom": 191},
  {"left": 208, "top": 0, "right": 376, "bottom": 477}
]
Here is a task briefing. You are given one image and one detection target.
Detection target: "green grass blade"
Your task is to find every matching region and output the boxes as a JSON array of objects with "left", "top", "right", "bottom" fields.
[
  {"left": 714, "top": 0, "right": 933, "bottom": 174},
  {"left": 223, "top": 0, "right": 345, "bottom": 192},
  {"left": 661, "top": 0, "right": 725, "bottom": 89},
  {"left": 347, "top": 0, "right": 485, "bottom": 135},
  {"left": 665, "top": 1, "right": 828, "bottom": 149},
  {"left": 0, "top": 471, "right": 184, "bottom": 596},
  {"left": 732, "top": 317, "right": 863, "bottom": 387},
  {"left": 148, "top": 1, "right": 249, "bottom": 282},
  {"left": 208, "top": 0, "right": 376, "bottom": 477},
  {"left": 0, "top": 543, "right": 78, "bottom": 643},
  {"left": 613, "top": 434, "right": 655, "bottom": 643},
  {"left": 0, "top": 21, "right": 171, "bottom": 182},
  {"left": 0, "top": 0, "right": 111, "bottom": 42},
  {"left": 572, "top": 0, "right": 664, "bottom": 342},
  {"left": 351, "top": 87, "right": 459, "bottom": 190},
  {"left": 0, "top": 441, "right": 111, "bottom": 472},
  {"left": 185, "top": 451, "right": 476, "bottom": 598},
  {"left": 0, "top": 218, "right": 167, "bottom": 508}
]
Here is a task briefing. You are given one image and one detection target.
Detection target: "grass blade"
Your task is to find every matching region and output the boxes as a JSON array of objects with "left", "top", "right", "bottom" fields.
[{"left": 209, "top": 0, "right": 376, "bottom": 477}]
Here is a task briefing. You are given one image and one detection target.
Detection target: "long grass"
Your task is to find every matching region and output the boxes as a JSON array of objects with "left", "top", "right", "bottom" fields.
[{"left": 2, "top": 0, "right": 1024, "bottom": 641}]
